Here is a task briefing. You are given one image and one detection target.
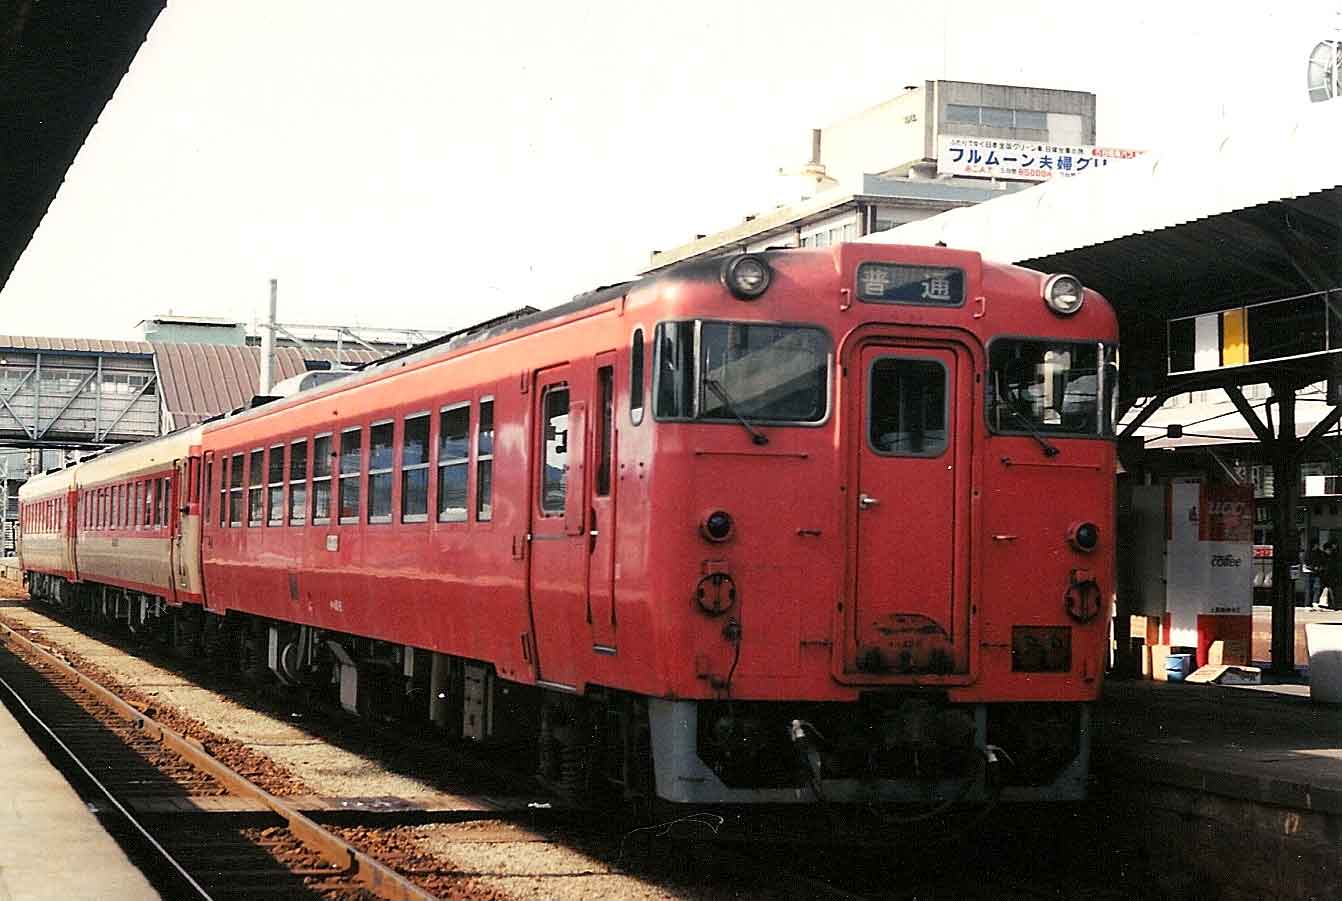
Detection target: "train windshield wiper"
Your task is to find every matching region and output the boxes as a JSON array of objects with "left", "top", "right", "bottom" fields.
[
  {"left": 1003, "top": 400, "right": 1060, "bottom": 457},
  {"left": 704, "top": 378, "right": 769, "bottom": 446}
]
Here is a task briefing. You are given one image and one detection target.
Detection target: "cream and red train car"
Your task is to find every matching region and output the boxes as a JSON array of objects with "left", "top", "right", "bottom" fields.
[
  {"left": 23, "top": 243, "right": 1118, "bottom": 816},
  {"left": 17, "top": 465, "right": 76, "bottom": 589},
  {"left": 21, "top": 427, "right": 204, "bottom": 618}
]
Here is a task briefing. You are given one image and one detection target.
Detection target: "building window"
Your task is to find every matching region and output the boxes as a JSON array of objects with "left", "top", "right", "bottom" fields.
[
  {"left": 368, "top": 421, "right": 394, "bottom": 523},
  {"left": 338, "top": 427, "right": 362, "bottom": 524},
  {"left": 312, "top": 434, "right": 333, "bottom": 524},
  {"left": 229, "top": 453, "right": 243, "bottom": 526},
  {"left": 438, "top": 403, "right": 470, "bottom": 523},
  {"left": 476, "top": 400, "right": 493, "bottom": 522},
  {"left": 945, "top": 103, "right": 979, "bottom": 124},
  {"left": 981, "top": 106, "right": 1014, "bottom": 127},
  {"left": 268, "top": 444, "right": 285, "bottom": 526},
  {"left": 401, "top": 413, "right": 430, "bottom": 522},
  {"left": 289, "top": 439, "right": 308, "bottom": 525},
  {"left": 541, "top": 387, "right": 569, "bottom": 515},
  {"left": 1015, "top": 109, "right": 1047, "bottom": 129},
  {"left": 248, "top": 449, "right": 264, "bottom": 526}
]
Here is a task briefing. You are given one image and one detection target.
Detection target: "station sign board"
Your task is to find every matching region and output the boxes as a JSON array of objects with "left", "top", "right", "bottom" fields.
[
  {"left": 936, "top": 136, "right": 1143, "bottom": 182},
  {"left": 1167, "top": 290, "right": 1342, "bottom": 375}
]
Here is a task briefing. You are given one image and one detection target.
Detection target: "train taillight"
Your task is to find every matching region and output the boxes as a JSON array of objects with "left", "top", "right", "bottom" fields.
[{"left": 1042, "top": 273, "right": 1085, "bottom": 315}]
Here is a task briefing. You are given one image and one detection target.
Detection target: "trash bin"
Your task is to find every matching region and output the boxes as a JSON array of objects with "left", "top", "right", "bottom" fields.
[{"left": 1305, "top": 623, "right": 1342, "bottom": 705}]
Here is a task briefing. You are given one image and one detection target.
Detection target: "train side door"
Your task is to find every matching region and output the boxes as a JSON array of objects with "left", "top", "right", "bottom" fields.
[
  {"left": 169, "top": 458, "right": 187, "bottom": 603},
  {"left": 586, "top": 353, "right": 618, "bottom": 650},
  {"left": 528, "top": 365, "right": 589, "bottom": 688},
  {"left": 847, "top": 340, "right": 973, "bottom": 677}
]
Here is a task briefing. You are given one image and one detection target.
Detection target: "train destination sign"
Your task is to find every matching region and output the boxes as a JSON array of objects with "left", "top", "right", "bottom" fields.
[{"left": 857, "top": 263, "right": 964, "bottom": 306}]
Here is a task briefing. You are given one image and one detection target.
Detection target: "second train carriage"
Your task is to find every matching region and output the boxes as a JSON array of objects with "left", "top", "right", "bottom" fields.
[{"left": 21, "top": 242, "right": 1118, "bottom": 814}]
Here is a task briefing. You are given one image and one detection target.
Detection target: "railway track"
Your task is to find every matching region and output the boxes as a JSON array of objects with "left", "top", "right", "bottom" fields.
[{"left": 0, "top": 619, "right": 439, "bottom": 901}]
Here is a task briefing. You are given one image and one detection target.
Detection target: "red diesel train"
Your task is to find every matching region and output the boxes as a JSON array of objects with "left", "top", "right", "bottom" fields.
[{"left": 20, "top": 243, "right": 1118, "bottom": 815}]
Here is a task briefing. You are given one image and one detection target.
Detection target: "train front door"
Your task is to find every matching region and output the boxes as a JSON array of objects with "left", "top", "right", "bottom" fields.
[
  {"left": 528, "top": 365, "right": 590, "bottom": 688},
  {"left": 848, "top": 339, "right": 973, "bottom": 677}
]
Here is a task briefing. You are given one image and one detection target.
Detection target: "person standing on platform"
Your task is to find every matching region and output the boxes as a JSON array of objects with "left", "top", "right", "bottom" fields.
[
  {"left": 1307, "top": 543, "right": 1325, "bottom": 606},
  {"left": 1320, "top": 542, "right": 1339, "bottom": 610}
]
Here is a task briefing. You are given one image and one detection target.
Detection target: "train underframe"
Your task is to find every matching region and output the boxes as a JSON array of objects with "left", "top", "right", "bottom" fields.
[{"left": 24, "top": 571, "right": 1090, "bottom": 815}]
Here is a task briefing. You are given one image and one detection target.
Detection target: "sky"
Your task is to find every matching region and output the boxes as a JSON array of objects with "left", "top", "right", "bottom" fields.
[{"left": 1, "top": 1, "right": 1339, "bottom": 340}]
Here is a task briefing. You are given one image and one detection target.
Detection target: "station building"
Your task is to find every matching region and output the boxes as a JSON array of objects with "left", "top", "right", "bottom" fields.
[{"left": 643, "top": 79, "right": 1128, "bottom": 273}]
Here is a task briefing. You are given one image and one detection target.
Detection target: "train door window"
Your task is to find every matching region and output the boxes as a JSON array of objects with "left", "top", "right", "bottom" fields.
[
  {"left": 248, "top": 450, "right": 265, "bottom": 526},
  {"left": 475, "top": 399, "right": 494, "bottom": 522},
  {"left": 312, "top": 434, "right": 333, "bottom": 524},
  {"left": 368, "top": 421, "right": 393, "bottom": 524},
  {"left": 218, "top": 459, "right": 228, "bottom": 527},
  {"left": 540, "top": 386, "right": 569, "bottom": 515},
  {"left": 229, "top": 453, "right": 244, "bottom": 526},
  {"left": 437, "top": 403, "right": 469, "bottom": 523},
  {"left": 289, "top": 439, "right": 308, "bottom": 525},
  {"left": 867, "top": 358, "right": 948, "bottom": 457},
  {"left": 597, "top": 367, "right": 613, "bottom": 496},
  {"left": 268, "top": 444, "right": 285, "bottom": 526},
  {"left": 630, "top": 328, "right": 645, "bottom": 426},
  {"left": 338, "top": 427, "right": 362, "bottom": 524},
  {"left": 203, "top": 459, "right": 213, "bottom": 524},
  {"left": 160, "top": 478, "right": 170, "bottom": 525},
  {"left": 401, "top": 413, "right": 430, "bottom": 522}
]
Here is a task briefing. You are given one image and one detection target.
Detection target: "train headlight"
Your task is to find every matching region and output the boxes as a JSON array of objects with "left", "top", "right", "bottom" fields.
[
  {"left": 1042, "top": 273, "right": 1084, "bottom": 316},
  {"left": 701, "top": 509, "right": 734, "bottom": 542},
  {"left": 1067, "top": 521, "right": 1100, "bottom": 553},
  {"left": 722, "top": 255, "right": 772, "bottom": 300}
]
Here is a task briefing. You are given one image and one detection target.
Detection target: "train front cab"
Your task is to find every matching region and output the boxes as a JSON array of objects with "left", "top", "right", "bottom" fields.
[{"left": 636, "top": 247, "right": 1117, "bottom": 811}]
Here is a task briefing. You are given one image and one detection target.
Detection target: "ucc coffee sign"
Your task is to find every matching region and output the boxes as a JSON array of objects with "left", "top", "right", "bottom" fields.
[{"left": 1199, "top": 484, "right": 1254, "bottom": 543}]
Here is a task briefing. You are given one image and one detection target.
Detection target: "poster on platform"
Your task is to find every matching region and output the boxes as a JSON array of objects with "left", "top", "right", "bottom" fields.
[{"left": 1165, "top": 480, "right": 1254, "bottom": 664}]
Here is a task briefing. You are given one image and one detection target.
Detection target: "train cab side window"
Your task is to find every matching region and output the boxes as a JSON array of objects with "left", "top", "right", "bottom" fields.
[
  {"left": 368, "top": 421, "right": 394, "bottom": 524},
  {"left": 312, "top": 434, "right": 333, "bottom": 524},
  {"left": 475, "top": 399, "right": 493, "bottom": 522},
  {"left": 541, "top": 387, "right": 569, "bottom": 515},
  {"left": 338, "top": 427, "right": 362, "bottom": 524},
  {"left": 597, "top": 367, "right": 613, "bottom": 496},
  {"left": 437, "top": 404, "right": 469, "bottom": 523},
  {"left": 289, "top": 440, "right": 308, "bottom": 525},
  {"left": 868, "top": 358, "right": 948, "bottom": 457},
  {"left": 229, "top": 453, "right": 244, "bottom": 526},
  {"left": 401, "top": 413, "right": 430, "bottom": 522},
  {"left": 630, "top": 328, "right": 645, "bottom": 426},
  {"left": 268, "top": 444, "right": 285, "bottom": 526},
  {"left": 248, "top": 449, "right": 265, "bottom": 526}
]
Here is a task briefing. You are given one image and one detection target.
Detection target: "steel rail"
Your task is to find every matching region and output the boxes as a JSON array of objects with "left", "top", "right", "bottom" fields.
[
  {"left": 0, "top": 621, "right": 439, "bottom": 901},
  {"left": 0, "top": 669, "right": 216, "bottom": 901}
]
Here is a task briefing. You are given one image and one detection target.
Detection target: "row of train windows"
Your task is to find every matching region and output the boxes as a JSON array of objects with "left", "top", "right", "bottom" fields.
[
  {"left": 23, "top": 498, "right": 64, "bottom": 534},
  {"left": 81, "top": 478, "right": 173, "bottom": 531},
  {"left": 206, "top": 400, "right": 495, "bottom": 529}
]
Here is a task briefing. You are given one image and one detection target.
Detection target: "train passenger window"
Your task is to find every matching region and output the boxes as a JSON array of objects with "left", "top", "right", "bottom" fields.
[
  {"left": 289, "top": 440, "right": 308, "bottom": 525},
  {"left": 437, "top": 404, "right": 469, "bottom": 523},
  {"left": 248, "top": 450, "right": 265, "bottom": 526},
  {"left": 868, "top": 358, "right": 948, "bottom": 457},
  {"left": 268, "top": 444, "right": 285, "bottom": 526},
  {"left": 401, "top": 413, "right": 430, "bottom": 522},
  {"left": 148, "top": 480, "right": 159, "bottom": 527},
  {"left": 597, "top": 367, "right": 613, "bottom": 496},
  {"left": 229, "top": 453, "right": 244, "bottom": 526},
  {"left": 312, "top": 434, "right": 333, "bottom": 524},
  {"left": 475, "top": 399, "right": 493, "bottom": 522},
  {"left": 540, "top": 387, "right": 569, "bottom": 515},
  {"left": 629, "top": 329, "right": 645, "bottom": 426},
  {"left": 368, "top": 421, "right": 394, "bottom": 524},
  {"left": 338, "top": 427, "right": 362, "bottom": 524}
]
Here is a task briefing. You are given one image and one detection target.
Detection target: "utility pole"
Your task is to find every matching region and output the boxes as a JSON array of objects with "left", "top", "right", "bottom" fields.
[{"left": 259, "top": 279, "right": 277, "bottom": 395}]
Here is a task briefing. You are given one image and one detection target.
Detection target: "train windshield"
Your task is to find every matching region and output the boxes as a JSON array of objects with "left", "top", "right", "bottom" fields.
[
  {"left": 988, "top": 339, "right": 1118, "bottom": 438},
  {"left": 654, "top": 321, "right": 831, "bottom": 424}
]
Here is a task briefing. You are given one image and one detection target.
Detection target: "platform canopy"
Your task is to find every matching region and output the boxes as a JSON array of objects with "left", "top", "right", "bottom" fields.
[
  {"left": 862, "top": 101, "right": 1342, "bottom": 397},
  {"left": 0, "top": 1, "right": 165, "bottom": 292}
]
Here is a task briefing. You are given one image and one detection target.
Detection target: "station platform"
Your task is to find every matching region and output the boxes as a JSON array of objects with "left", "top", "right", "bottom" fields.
[
  {"left": 0, "top": 687, "right": 160, "bottom": 900},
  {"left": 1091, "top": 676, "right": 1341, "bottom": 901}
]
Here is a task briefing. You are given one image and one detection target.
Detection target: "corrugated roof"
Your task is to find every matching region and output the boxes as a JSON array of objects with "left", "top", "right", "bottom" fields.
[
  {"left": 154, "top": 343, "right": 311, "bottom": 429},
  {"left": 0, "top": 334, "right": 153, "bottom": 354}
]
